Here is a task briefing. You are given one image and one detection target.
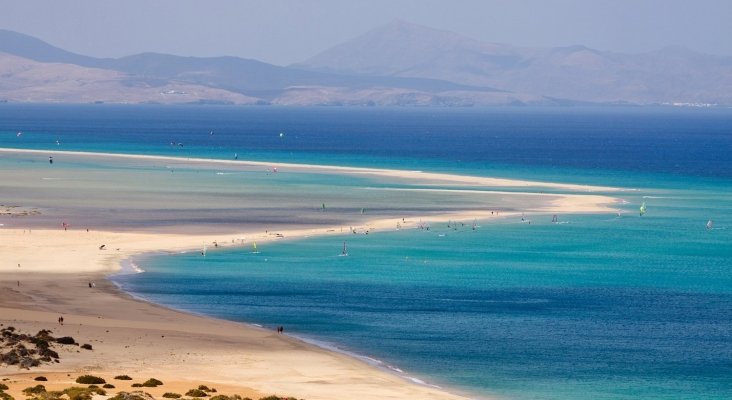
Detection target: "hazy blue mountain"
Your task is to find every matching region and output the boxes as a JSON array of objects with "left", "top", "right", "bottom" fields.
[
  {"left": 298, "top": 20, "right": 732, "bottom": 105},
  {"left": 0, "top": 29, "right": 108, "bottom": 66},
  {"left": 2, "top": 28, "right": 534, "bottom": 106},
  {"left": 0, "top": 51, "right": 259, "bottom": 104}
]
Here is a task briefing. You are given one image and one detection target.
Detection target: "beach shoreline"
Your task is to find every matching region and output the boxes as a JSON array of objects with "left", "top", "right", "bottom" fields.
[
  {"left": 1, "top": 148, "right": 622, "bottom": 400},
  {"left": 0, "top": 147, "right": 625, "bottom": 193}
]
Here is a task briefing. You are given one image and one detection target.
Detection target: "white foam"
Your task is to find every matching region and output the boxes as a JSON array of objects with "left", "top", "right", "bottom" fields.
[{"left": 129, "top": 261, "right": 145, "bottom": 274}]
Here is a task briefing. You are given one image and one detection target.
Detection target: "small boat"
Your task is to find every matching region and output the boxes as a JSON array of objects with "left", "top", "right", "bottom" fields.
[
  {"left": 639, "top": 202, "right": 647, "bottom": 216},
  {"left": 340, "top": 241, "right": 348, "bottom": 257},
  {"left": 706, "top": 220, "right": 713, "bottom": 230}
]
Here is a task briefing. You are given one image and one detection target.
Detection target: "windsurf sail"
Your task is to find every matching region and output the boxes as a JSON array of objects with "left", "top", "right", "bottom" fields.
[
  {"left": 706, "top": 220, "right": 713, "bottom": 230},
  {"left": 639, "top": 202, "right": 647, "bottom": 216}
]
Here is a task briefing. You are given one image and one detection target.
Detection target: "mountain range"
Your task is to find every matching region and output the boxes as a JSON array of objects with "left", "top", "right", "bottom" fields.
[{"left": 1, "top": 21, "right": 731, "bottom": 106}]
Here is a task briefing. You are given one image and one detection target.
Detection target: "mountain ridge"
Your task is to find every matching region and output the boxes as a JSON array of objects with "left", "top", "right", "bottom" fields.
[
  {"left": 2, "top": 23, "right": 729, "bottom": 106},
  {"left": 1, "top": 28, "right": 533, "bottom": 106},
  {"left": 297, "top": 20, "right": 732, "bottom": 105}
]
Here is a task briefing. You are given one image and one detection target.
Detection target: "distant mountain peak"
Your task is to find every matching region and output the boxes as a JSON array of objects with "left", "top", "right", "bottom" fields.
[
  {"left": 296, "top": 20, "right": 514, "bottom": 76},
  {"left": 295, "top": 22, "right": 732, "bottom": 105},
  {"left": 0, "top": 29, "right": 104, "bottom": 66}
]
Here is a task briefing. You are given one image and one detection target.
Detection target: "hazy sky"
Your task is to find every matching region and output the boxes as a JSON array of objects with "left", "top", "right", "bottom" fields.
[{"left": 1, "top": 0, "right": 730, "bottom": 65}]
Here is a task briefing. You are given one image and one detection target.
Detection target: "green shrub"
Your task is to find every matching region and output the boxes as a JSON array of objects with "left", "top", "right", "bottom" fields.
[
  {"left": 80, "top": 344, "right": 93, "bottom": 351},
  {"left": 131, "top": 384, "right": 142, "bottom": 388},
  {"left": 162, "top": 393, "right": 181, "bottom": 399},
  {"left": 62, "top": 388, "right": 90, "bottom": 400},
  {"left": 34, "top": 377, "right": 48, "bottom": 382},
  {"left": 197, "top": 386, "right": 215, "bottom": 393},
  {"left": 22, "top": 385, "right": 46, "bottom": 395},
  {"left": 114, "top": 375, "right": 133, "bottom": 381},
  {"left": 0, "top": 392, "right": 14, "bottom": 400},
  {"left": 141, "top": 379, "right": 163, "bottom": 387},
  {"left": 103, "top": 384, "right": 115, "bottom": 389},
  {"left": 108, "top": 392, "right": 148, "bottom": 400},
  {"left": 0, "top": 383, "right": 9, "bottom": 390},
  {"left": 75, "top": 376, "right": 105, "bottom": 385},
  {"left": 184, "top": 389, "right": 207, "bottom": 397},
  {"left": 209, "top": 396, "right": 237, "bottom": 400}
]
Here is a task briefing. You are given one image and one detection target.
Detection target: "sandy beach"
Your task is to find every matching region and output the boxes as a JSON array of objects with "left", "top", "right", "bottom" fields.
[{"left": 1, "top": 148, "right": 620, "bottom": 400}]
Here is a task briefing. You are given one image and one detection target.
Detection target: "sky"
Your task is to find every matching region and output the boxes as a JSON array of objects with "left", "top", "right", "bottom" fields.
[{"left": 1, "top": 0, "right": 730, "bottom": 65}]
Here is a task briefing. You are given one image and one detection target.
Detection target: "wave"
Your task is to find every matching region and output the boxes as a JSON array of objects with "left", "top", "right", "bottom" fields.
[
  {"left": 292, "top": 334, "right": 442, "bottom": 389},
  {"left": 116, "top": 258, "right": 146, "bottom": 275}
]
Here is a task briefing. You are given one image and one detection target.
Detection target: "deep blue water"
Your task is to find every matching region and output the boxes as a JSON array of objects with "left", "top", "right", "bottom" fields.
[
  {"left": 1, "top": 104, "right": 731, "bottom": 186},
  {"left": 2, "top": 104, "right": 731, "bottom": 399}
]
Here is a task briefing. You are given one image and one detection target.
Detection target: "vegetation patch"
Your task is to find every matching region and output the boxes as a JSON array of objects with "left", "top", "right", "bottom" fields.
[
  {"left": 34, "top": 377, "right": 48, "bottom": 382},
  {"left": 63, "top": 386, "right": 106, "bottom": 400},
  {"left": 55, "top": 337, "right": 76, "bottom": 345},
  {"left": 197, "top": 386, "right": 215, "bottom": 393},
  {"left": 209, "top": 396, "right": 247, "bottom": 400},
  {"left": 184, "top": 389, "right": 207, "bottom": 397},
  {"left": 141, "top": 379, "right": 163, "bottom": 387},
  {"left": 103, "top": 384, "right": 115, "bottom": 389},
  {"left": 114, "top": 375, "right": 133, "bottom": 381},
  {"left": 162, "top": 393, "right": 181, "bottom": 399},
  {"left": 80, "top": 344, "right": 93, "bottom": 351},
  {"left": 22, "top": 385, "right": 46, "bottom": 395},
  {"left": 258, "top": 397, "right": 297, "bottom": 400},
  {"left": 0, "top": 327, "right": 77, "bottom": 369},
  {"left": 75, "top": 375, "right": 105, "bottom": 384},
  {"left": 109, "top": 391, "right": 155, "bottom": 400},
  {"left": 0, "top": 384, "right": 8, "bottom": 390}
]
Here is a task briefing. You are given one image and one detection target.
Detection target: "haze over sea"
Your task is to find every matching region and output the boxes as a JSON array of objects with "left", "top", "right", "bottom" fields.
[{"left": 2, "top": 104, "right": 731, "bottom": 400}]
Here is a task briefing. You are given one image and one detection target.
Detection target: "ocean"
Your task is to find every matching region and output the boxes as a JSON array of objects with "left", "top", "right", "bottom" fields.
[{"left": 1, "top": 104, "right": 731, "bottom": 399}]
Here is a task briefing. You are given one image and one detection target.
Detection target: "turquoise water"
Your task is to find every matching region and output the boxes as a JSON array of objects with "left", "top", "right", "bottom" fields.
[
  {"left": 118, "top": 187, "right": 731, "bottom": 400},
  {"left": 2, "top": 105, "right": 731, "bottom": 399}
]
